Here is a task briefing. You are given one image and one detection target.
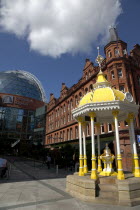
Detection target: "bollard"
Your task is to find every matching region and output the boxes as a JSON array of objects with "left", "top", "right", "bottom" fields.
[{"left": 56, "top": 165, "right": 58, "bottom": 175}]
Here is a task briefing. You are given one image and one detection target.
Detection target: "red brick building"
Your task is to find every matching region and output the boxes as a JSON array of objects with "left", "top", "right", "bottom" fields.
[{"left": 45, "top": 28, "right": 140, "bottom": 171}]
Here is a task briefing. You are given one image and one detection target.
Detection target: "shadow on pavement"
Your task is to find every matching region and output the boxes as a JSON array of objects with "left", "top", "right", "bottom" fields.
[{"left": 0, "top": 156, "right": 74, "bottom": 184}]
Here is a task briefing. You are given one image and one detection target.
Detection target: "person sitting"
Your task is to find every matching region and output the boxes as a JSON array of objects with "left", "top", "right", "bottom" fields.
[{"left": 0, "top": 157, "right": 8, "bottom": 178}]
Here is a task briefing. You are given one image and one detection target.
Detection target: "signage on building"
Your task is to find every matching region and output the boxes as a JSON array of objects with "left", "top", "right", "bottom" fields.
[
  {"left": 14, "top": 97, "right": 31, "bottom": 106},
  {"left": 2, "top": 95, "right": 13, "bottom": 104}
]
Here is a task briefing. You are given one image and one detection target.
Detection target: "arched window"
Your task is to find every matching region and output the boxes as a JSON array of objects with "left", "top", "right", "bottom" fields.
[
  {"left": 63, "top": 131, "right": 65, "bottom": 141},
  {"left": 108, "top": 123, "right": 112, "bottom": 132},
  {"left": 87, "top": 124, "right": 90, "bottom": 136},
  {"left": 75, "top": 95, "right": 78, "bottom": 106},
  {"left": 85, "top": 73, "right": 88, "bottom": 80},
  {"left": 85, "top": 88, "right": 88, "bottom": 94},
  {"left": 111, "top": 71, "right": 115, "bottom": 79},
  {"left": 108, "top": 51, "right": 112, "bottom": 58},
  {"left": 67, "top": 101, "right": 70, "bottom": 110},
  {"left": 63, "top": 116, "right": 66, "bottom": 124},
  {"left": 114, "top": 48, "right": 119, "bottom": 56},
  {"left": 89, "top": 84, "right": 93, "bottom": 91},
  {"left": 67, "top": 129, "right": 70, "bottom": 140},
  {"left": 75, "top": 126, "right": 78, "bottom": 138},
  {"left": 70, "top": 99, "right": 73, "bottom": 109},
  {"left": 64, "top": 104, "right": 66, "bottom": 112},
  {"left": 70, "top": 128, "right": 73, "bottom": 140},
  {"left": 101, "top": 124, "right": 105, "bottom": 134},
  {"left": 88, "top": 71, "right": 91, "bottom": 77}
]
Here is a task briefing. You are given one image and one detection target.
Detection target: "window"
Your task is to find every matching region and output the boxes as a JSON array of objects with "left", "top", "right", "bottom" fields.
[
  {"left": 101, "top": 123, "right": 105, "bottom": 134},
  {"left": 75, "top": 126, "right": 78, "bottom": 138},
  {"left": 108, "top": 51, "right": 112, "bottom": 58},
  {"left": 75, "top": 95, "right": 78, "bottom": 106},
  {"left": 119, "top": 85, "right": 125, "bottom": 92},
  {"left": 64, "top": 104, "right": 66, "bottom": 112},
  {"left": 68, "top": 114, "right": 70, "bottom": 122},
  {"left": 89, "top": 84, "right": 93, "bottom": 91},
  {"left": 61, "top": 107, "right": 63, "bottom": 115},
  {"left": 111, "top": 71, "right": 115, "bottom": 79},
  {"left": 63, "top": 116, "right": 66, "bottom": 124},
  {"left": 63, "top": 131, "right": 65, "bottom": 141},
  {"left": 70, "top": 128, "right": 73, "bottom": 140},
  {"left": 124, "top": 121, "right": 128, "bottom": 126},
  {"left": 87, "top": 124, "right": 90, "bottom": 136},
  {"left": 85, "top": 88, "right": 88, "bottom": 94},
  {"left": 89, "top": 71, "right": 91, "bottom": 77},
  {"left": 68, "top": 101, "right": 70, "bottom": 110},
  {"left": 67, "top": 129, "right": 70, "bottom": 140},
  {"left": 79, "top": 92, "right": 82, "bottom": 98},
  {"left": 123, "top": 49, "right": 127, "bottom": 55},
  {"left": 86, "top": 73, "right": 88, "bottom": 80},
  {"left": 114, "top": 48, "right": 119, "bottom": 56},
  {"left": 117, "top": 69, "right": 123, "bottom": 78},
  {"left": 70, "top": 100, "right": 73, "bottom": 109},
  {"left": 108, "top": 123, "right": 112, "bottom": 132}
]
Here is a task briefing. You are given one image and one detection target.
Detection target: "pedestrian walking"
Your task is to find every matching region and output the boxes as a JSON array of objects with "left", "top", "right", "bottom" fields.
[{"left": 46, "top": 155, "right": 51, "bottom": 169}]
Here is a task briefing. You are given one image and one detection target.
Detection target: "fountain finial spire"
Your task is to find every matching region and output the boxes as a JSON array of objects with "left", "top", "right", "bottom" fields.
[{"left": 95, "top": 46, "right": 104, "bottom": 71}]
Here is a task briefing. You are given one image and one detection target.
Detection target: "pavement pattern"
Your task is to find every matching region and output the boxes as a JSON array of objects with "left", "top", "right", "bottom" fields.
[{"left": 0, "top": 157, "right": 140, "bottom": 210}]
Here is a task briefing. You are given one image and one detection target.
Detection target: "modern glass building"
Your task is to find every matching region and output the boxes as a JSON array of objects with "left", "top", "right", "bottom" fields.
[
  {"left": 0, "top": 70, "right": 46, "bottom": 153},
  {"left": 0, "top": 70, "right": 46, "bottom": 101}
]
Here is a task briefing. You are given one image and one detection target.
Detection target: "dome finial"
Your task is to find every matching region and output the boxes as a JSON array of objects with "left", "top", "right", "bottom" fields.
[{"left": 95, "top": 46, "right": 104, "bottom": 71}]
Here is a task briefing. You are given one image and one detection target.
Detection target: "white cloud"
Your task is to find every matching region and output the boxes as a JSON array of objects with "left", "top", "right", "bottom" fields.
[{"left": 0, "top": 0, "right": 122, "bottom": 57}]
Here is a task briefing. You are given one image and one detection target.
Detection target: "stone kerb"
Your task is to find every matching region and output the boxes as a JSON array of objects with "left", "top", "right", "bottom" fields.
[
  {"left": 66, "top": 174, "right": 96, "bottom": 202},
  {"left": 66, "top": 174, "right": 140, "bottom": 206},
  {"left": 117, "top": 177, "right": 140, "bottom": 206}
]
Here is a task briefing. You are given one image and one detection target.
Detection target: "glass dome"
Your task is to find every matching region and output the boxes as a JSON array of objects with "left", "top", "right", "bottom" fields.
[{"left": 0, "top": 70, "right": 46, "bottom": 102}]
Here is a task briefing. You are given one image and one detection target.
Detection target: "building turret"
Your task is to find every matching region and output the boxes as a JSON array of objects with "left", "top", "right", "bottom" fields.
[{"left": 104, "top": 27, "right": 128, "bottom": 63}]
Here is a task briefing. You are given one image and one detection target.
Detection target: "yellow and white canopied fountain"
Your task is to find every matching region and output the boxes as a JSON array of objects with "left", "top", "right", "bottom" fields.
[{"left": 72, "top": 52, "right": 140, "bottom": 180}]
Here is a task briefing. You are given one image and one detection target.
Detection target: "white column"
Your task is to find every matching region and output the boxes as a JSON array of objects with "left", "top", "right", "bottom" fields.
[
  {"left": 82, "top": 122, "right": 88, "bottom": 173},
  {"left": 89, "top": 112, "right": 97, "bottom": 179},
  {"left": 79, "top": 121, "right": 83, "bottom": 156},
  {"left": 130, "top": 119, "right": 137, "bottom": 155},
  {"left": 91, "top": 117, "right": 95, "bottom": 156},
  {"left": 97, "top": 133, "right": 100, "bottom": 155},
  {"left": 114, "top": 115, "right": 121, "bottom": 155},
  {"left": 128, "top": 125, "right": 133, "bottom": 154},
  {"left": 83, "top": 125, "right": 86, "bottom": 157},
  {"left": 112, "top": 110, "right": 124, "bottom": 180},
  {"left": 78, "top": 119, "right": 84, "bottom": 176},
  {"left": 128, "top": 113, "right": 140, "bottom": 177}
]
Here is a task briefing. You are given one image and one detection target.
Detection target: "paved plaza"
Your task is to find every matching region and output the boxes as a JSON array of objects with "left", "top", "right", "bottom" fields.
[{"left": 0, "top": 157, "right": 140, "bottom": 210}]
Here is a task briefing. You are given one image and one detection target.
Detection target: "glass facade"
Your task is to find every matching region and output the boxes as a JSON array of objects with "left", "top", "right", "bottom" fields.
[
  {"left": 34, "top": 106, "right": 46, "bottom": 145},
  {"left": 0, "top": 107, "right": 35, "bottom": 142},
  {"left": 0, "top": 70, "right": 46, "bottom": 101}
]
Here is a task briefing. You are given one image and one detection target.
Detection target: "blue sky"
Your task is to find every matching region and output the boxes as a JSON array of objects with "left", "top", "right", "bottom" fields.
[{"left": 0, "top": 0, "right": 140, "bottom": 101}]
